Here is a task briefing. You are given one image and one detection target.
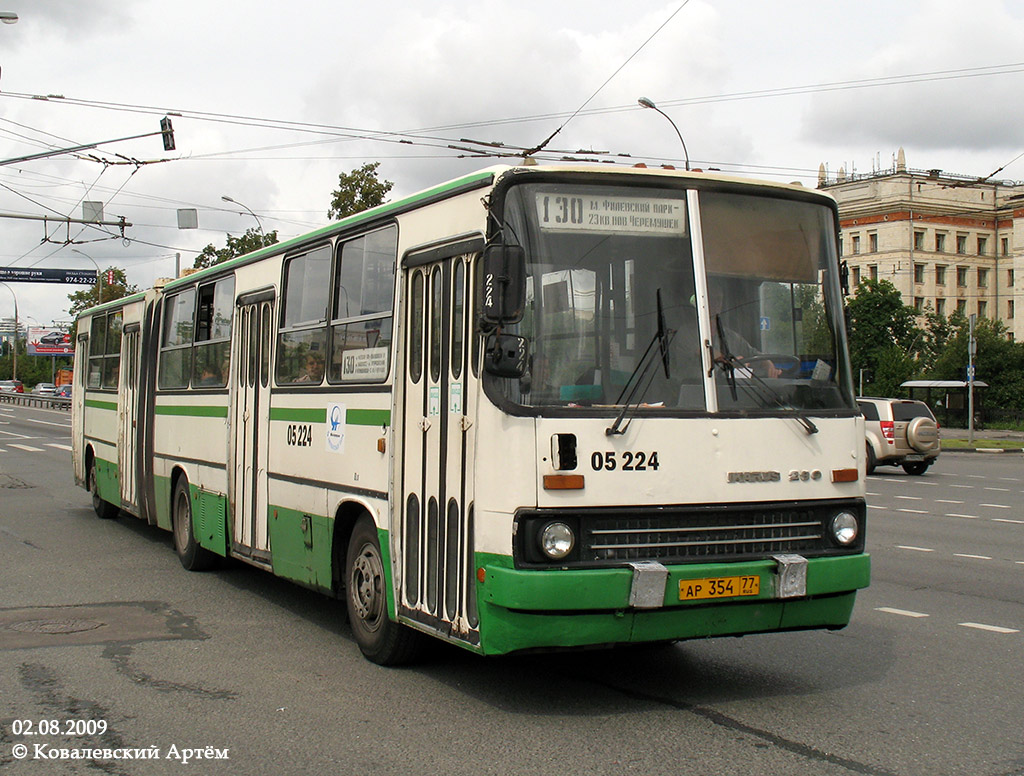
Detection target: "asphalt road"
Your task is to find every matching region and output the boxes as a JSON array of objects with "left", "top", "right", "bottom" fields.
[{"left": 1, "top": 403, "right": 1022, "bottom": 775}]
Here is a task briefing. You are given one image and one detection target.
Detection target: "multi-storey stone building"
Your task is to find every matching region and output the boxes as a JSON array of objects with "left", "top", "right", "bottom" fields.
[{"left": 819, "top": 149, "right": 1024, "bottom": 340}]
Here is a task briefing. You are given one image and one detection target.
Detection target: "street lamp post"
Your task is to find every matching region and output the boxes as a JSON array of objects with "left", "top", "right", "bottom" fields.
[
  {"left": 221, "top": 195, "right": 265, "bottom": 237},
  {"left": 0, "top": 12, "right": 17, "bottom": 24},
  {"left": 1, "top": 281, "right": 18, "bottom": 380},
  {"left": 71, "top": 248, "right": 102, "bottom": 304},
  {"left": 638, "top": 97, "right": 690, "bottom": 171}
]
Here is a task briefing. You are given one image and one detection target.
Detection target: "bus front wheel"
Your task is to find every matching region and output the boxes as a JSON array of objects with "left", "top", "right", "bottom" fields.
[
  {"left": 345, "top": 517, "right": 423, "bottom": 666},
  {"left": 172, "top": 478, "right": 216, "bottom": 571}
]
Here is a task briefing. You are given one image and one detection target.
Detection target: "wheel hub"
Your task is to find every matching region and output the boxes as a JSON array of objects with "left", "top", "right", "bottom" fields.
[{"left": 351, "top": 547, "right": 383, "bottom": 623}]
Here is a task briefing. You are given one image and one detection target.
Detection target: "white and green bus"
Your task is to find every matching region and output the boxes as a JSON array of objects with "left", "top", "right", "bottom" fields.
[{"left": 73, "top": 164, "right": 869, "bottom": 664}]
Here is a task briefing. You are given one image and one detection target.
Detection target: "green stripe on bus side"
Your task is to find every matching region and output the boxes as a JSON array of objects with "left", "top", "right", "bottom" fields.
[
  {"left": 269, "top": 407, "right": 391, "bottom": 426},
  {"left": 269, "top": 407, "right": 326, "bottom": 423},
  {"left": 347, "top": 408, "right": 391, "bottom": 427},
  {"left": 155, "top": 404, "right": 230, "bottom": 418},
  {"left": 85, "top": 399, "right": 118, "bottom": 411}
]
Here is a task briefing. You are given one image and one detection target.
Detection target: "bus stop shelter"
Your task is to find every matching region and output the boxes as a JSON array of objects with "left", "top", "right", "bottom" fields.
[{"left": 901, "top": 380, "right": 987, "bottom": 428}]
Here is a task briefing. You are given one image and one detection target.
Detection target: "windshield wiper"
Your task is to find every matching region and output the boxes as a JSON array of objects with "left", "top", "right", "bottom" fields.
[
  {"left": 606, "top": 289, "right": 675, "bottom": 436},
  {"left": 714, "top": 349, "right": 818, "bottom": 435},
  {"left": 714, "top": 314, "right": 738, "bottom": 402}
]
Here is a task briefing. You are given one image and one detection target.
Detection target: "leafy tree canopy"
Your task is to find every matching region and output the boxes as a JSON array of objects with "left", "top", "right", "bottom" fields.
[
  {"left": 328, "top": 162, "right": 394, "bottom": 221},
  {"left": 846, "top": 278, "right": 921, "bottom": 381},
  {"left": 193, "top": 227, "right": 279, "bottom": 270}
]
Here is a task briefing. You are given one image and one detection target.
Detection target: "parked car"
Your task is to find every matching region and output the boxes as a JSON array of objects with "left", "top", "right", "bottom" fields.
[
  {"left": 0, "top": 379, "right": 24, "bottom": 393},
  {"left": 32, "top": 382, "right": 57, "bottom": 396},
  {"left": 858, "top": 397, "right": 941, "bottom": 475}
]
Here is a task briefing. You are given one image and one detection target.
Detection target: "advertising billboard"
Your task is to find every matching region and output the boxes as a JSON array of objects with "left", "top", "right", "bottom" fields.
[{"left": 27, "top": 328, "right": 74, "bottom": 356}]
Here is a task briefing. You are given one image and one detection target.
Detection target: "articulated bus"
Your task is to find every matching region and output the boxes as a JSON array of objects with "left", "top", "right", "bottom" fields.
[{"left": 72, "top": 164, "right": 869, "bottom": 664}]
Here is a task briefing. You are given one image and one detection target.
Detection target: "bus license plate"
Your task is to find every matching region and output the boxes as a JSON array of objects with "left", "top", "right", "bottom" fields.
[{"left": 679, "top": 575, "right": 760, "bottom": 601}]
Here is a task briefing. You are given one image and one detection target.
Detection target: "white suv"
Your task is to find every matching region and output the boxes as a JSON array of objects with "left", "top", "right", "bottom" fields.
[{"left": 858, "top": 397, "right": 940, "bottom": 475}]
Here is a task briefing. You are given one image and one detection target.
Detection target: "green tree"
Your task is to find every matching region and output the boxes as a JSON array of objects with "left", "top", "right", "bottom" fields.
[
  {"left": 66, "top": 267, "right": 139, "bottom": 318},
  {"left": 193, "top": 227, "right": 279, "bottom": 270},
  {"left": 328, "top": 162, "right": 393, "bottom": 221},
  {"left": 931, "top": 313, "right": 1024, "bottom": 410},
  {"left": 845, "top": 279, "right": 921, "bottom": 392}
]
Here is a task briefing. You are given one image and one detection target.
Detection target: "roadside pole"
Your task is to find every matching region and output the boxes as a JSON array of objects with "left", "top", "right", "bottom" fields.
[{"left": 968, "top": 313, "right": 976, "bottom": 445}]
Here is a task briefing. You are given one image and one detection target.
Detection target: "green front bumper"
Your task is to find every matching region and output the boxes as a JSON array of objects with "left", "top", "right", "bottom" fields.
[{"left": 475, "top": 553, "right": 870, "bottom": 655}]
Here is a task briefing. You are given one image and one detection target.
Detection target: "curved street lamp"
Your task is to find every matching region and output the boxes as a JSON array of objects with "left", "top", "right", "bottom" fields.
[
  {"left": 72, "top": 248, "right": 102, "bottom": 304},
  {"left": 0, "top": 12, "right": 18, "bottom": 24},
  {"left": 638, "top": 97, "right": 690, "bottom": 171},
  {"left": 221, "top": 195, "right": 265, "bottom": 237}
]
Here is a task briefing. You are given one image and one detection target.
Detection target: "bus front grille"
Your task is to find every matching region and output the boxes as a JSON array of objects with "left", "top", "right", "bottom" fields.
[{"left": 583, "top": 508, "right": 824, "bottom": 563}]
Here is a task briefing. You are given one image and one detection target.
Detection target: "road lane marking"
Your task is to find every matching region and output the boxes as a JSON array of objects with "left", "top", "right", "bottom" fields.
[
  {"left": 897, "top": 508, "right": 929, "bottom": 514},
  {"left": 959, "top": 623, "right": 1019, "bottom": 634},
  {"left": 935, "top": 499, "right": 964, "bottom": 504},
  {"left": 895, "top": 495, "right": 923, "bottom": 501},
  {"left": 950, "top": 484, "right": 974, "bottom": 489},
  {"left": 945, "top": 514, "right": 980, "bottom": 519},
  {"left": 993, "top": 518, "right": 1024, "bottom": 525},
  {"left": 45, "top": 443, "right": 72, "bottom": 451},
  {"left": 24, "top": 417, "right": 72, "bottom": 428},
  {"left": 954, "top": 553, "right": 992, "bottom": 560},
  {"left": 980, "top": 503, "right": 1012, "bottom": 509},
  {"left": 897, "top": 545, "right": 935, "bottom": 552},
  {"left": 876, "top": 607, "right": 929, "bottom": 618},
  {"left": 8, "top": 444, "right": 43, "bottom": 452},
  {"left": 984, "top": 487, "right": 1012, "bottom": 492}
]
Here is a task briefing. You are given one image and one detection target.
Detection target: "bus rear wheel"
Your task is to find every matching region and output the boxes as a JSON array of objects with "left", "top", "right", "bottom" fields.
[
  {"left": 172, "top": 478, "right": 216, "bottom": 571},
  {"left": 89, "top": 458, "right": 119, "bottom": 520},
  {"left": 345, "top": 517, "right": 423, "bottom": 666}
]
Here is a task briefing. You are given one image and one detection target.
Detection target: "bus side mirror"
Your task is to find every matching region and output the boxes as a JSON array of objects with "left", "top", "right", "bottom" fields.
[
  {"left": 479, "top": 244, "right": 526, "bottom": 326},
  {"left": 483, "top": 332, "right": 529, "bottom": 378}
]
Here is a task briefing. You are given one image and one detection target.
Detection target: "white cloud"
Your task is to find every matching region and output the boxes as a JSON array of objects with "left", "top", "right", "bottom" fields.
[{"left": 2, "top": 0, "right": 1024, "bottom": 326}]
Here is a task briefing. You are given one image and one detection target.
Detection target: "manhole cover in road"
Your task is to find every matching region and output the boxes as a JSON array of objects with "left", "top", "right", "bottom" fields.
[
  {"left": 0, "top": 602, "right": 206, "bottom": 649},
  {"left": 8, "top": 618, "right": 106, "bottom": 635}
]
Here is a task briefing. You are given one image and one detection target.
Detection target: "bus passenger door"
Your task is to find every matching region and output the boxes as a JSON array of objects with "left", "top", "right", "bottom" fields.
[
  {"left": 117, "top": 324, "right": 141, "bottom": 510},
  {"left": 231, "top": 297, "right": 274, "bottom": 564},
  {"left": 399, "top": 255, "right": 479, "bottom": 645}
]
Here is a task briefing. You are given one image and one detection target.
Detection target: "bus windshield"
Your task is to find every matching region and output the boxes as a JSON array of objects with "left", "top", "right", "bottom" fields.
[{"left": 493, "top": 181, "right": 854, "bottom": 414}]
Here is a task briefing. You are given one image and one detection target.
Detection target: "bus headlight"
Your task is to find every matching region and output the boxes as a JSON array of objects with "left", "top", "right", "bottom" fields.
[
  {"left": 830, "top": 512, "right": 859, "bottom": 546},
  {"left": 539, "top": 522, "right": 575, "bottom": 560}
]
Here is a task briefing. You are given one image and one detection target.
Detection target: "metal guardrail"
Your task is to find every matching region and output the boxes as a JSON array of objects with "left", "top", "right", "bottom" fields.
[{"left": 0, "top": 392, "right": 72, "bottom": 410}]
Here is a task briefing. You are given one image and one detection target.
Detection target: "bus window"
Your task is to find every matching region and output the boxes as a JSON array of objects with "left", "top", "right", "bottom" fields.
[
  {"left": 277, "top": 245, "right": 330, "bottom": 385},
  {"left": 328, "top": 226, "right": 397, "bottom": 383},
  {"left": 87, "top": 315, "right": 105, "bottom": 388},
  {"left": 192, "top": 276, "right": 234, "bottom": 388},
  {"left": 452, "top": 258, "right": 465, "bottom": 380},
  {"left": 159, "top": 289, "right": 195, "bottom": 389},
  {"left": 102, "top": 311, "right": 122, "bottom": 389},
  {"left": 409, "top": 271, "right": 424, "bottom": 383}
]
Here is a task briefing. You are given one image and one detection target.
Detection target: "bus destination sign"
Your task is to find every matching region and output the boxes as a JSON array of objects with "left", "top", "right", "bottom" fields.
[{"left": 535, "top": 193, "right": 687, "bottom": 236}]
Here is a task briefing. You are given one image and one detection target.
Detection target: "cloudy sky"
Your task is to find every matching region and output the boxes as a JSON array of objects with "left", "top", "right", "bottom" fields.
[{"left": 2, "top": 0, "right": 1024, "bottom": 327}]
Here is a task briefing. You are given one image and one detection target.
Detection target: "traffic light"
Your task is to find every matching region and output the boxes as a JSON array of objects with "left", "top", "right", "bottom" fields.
[{"left": 160, "top": 116, "right": 175, "bottom": 151}]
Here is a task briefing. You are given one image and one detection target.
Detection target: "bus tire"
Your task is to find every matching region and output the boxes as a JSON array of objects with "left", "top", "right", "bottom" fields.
[
  {"left": 345, "top": 516, "right": 423, "bottom": 666},
  {"left": 89, "top": 458, "right": 119, "bottom": 520},
  {"left": 172, "top": 477, "right": 217, "bottom": 571}
]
